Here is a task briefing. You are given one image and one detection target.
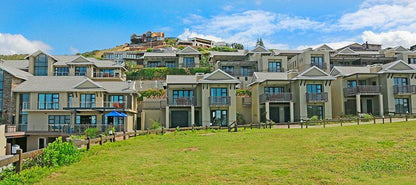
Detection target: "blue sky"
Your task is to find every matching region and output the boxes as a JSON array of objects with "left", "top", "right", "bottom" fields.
[{"left": 1, "top": 0, "right": 416, "bottom": 54}]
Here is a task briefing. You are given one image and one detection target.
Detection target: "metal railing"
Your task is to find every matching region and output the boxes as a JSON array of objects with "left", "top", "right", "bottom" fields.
[
  {"left": 393, "top": 85, "right": 416, "bottom": 94},
  {"left": 54, "top": 71, "right": 69, "bottom": 76},
  {"left": 93, "top": 72, "right": 122, "bottom": 78},
  {"left": 167, "top": 97, "right": 195, "bottom": 106},
  {"left": 47, "top": 124, "right": 125, "bottom": 134},
  {"left": 260, "top": 93, "right": 292, "bottom": 103},
  {"left": 37, "top": 102, "right": 60, "bottom": 110},
  {"left": 74, "top": 72, "right": 87, "bottom": 76},
  {"left": 209, "top": 96, "right": 231, "bottom": 106},
  {"left": 65, "top": 101, "right": 130, "bottom": 109},
  {"left": 343, "top": 85, "right": 380, "bottom": 96},
  {"left": 306, "top": 92, "right": 328, "bottom": 102},
  {"left": 223, "top": 69, "right": 255, "bottom": 76},
  {"left": 21, "top": 102, "right": 30, "bottom": 110}
]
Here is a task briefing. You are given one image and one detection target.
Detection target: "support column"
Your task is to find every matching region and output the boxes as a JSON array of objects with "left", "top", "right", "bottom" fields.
[
  {"left": 290, "top": 102, "right": 294, "bottom": 122},
  {"left": 191, "top": 106, "right": 195, "bottom": 126},
  {"left": 265, "top": 102, "right": 270, "bottom": 121},
  {"left": 165, "top": 106, "right": 170, "bottom": 128},
  {"left": 356, "top": 94, "right": 361, "bottom": 114},
  {"left": 379, "top": 94, "right": 384, "bottom": 116}
]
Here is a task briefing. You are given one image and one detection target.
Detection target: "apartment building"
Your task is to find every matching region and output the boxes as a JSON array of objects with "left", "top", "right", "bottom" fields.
[
  {"left": 331, "top": 60, "right": 416, "bottom": 117},
  {"left": 287, "top": 48, "right": 331, "bottom": 73},
  {"left": 140, "top": 69, "right": 240, "bottom": 129},
  {"left": 143, "top": 46, "right": 201, "bottom": 68},
  {"left": 102, "top": 51, "right": 144, "bottom": 65}
]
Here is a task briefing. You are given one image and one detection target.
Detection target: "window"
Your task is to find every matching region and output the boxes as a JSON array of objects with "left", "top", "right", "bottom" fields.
[
  {"left": 38, "top": 93, "right": 59, "bottom": 110},
  {"left": 311, "top": 56, "right": 324, "bottom": 69},
  {"left": 0, "top": 69, "right": 3, "bottom": 114},
  {"left": 240, "top": 66, "right": 252, "bottom": 76},
  {"left": 173, "top": 90, "right": 193, "bottom": 104},
  {"left": 80, "top": 94, "right": 95, "bottom": 108},
  {"left": 68, "top": 93, "right": 73, "bottom": 108},
  {"left": 109, "top": 95, "right": 125, "bottom": 108},
  {"left": 395, "top": 98, "right": 409, "bottom": 114},
  {"left": 38, "top": 138, "right": 46, "bottom": 149},
  {"left": 54, "top": 67, "right": 69, "bottom": 76},
  {"left": 148, "top": 61, "right": 161, "bottom": 68},
  {"left": 393, "top": 77, "right": 408, "bottom": 86},
  {"left": 106, "top": 116, "right": 124, "bottom": 125},
  {"left": 76, "top": 115, "right": 96, "bottom": 124},
  {"left": 211, "top": 110, "right": 228, "bottom": 126},
  {"left": 75, "top": 67, "right": 87, "bottom": 76},
  {"left": 264, "top": 87, "right": 284, "bottom": 94},
  {"left": 183, "top": 57, "right": 195, "bottom": 67},
  {"left": 347, "top": 80, "right": 366, "bottom": 87},
  {"left": 34, "top": 54, "right": 48, "bottom": 76},
  {"left": 48, "top": 115, "right": 70, "bottom": 131},
  {"left": 165, "top": 61, "right": 176, "bottom": 68},
  {"left": 210, "top": 88, "right": 227, "bottom": 97},
  {"left": 306, "top": 84, "right": 322, "bottom": 93},
  {"left": 307, "top": 105, "right": 324, "bottom": 120},
  {"left": 98, "top": 69, "right": 115, "bottom": 77},
  {"left": 221, "top": 66, "right": 234, "bottom": 75},
  {"left": 268, "top": 61, "right": 282, "bottom": 72},
  {"left": 408, "top": 58, "right": 416, "bottom": 64}
]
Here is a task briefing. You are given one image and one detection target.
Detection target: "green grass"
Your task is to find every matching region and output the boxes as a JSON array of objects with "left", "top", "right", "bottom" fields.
[{"left": 38, "top": 122, "right": 416, "bottom": 184}]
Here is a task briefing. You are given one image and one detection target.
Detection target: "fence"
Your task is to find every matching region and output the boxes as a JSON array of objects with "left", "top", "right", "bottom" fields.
[{"left": 0, "top": 114, "right": 412, "bottom": 173}]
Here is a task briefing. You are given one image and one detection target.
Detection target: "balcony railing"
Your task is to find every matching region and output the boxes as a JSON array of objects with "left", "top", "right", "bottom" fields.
[
  {"left": 167, "top": 97, "right": 195, "bottom": 106},
  {"left": 260, "top": 93, "right": 292, "bottom": 103},
  {"left": 311, "top": 63, "right": 327, "bottom": 70},
  {"left": 74, "top": 72, "right": 87, "bottom": 76},
  {"left": 180, "top": 63, "right": 196, "bottom": 68},
  {"left": 54, "top": 71, "right": 69, "bottom": 76},
  {"left": 66, "top": 101, "right": 130, "bottom": 109},
  {"left": 306, "top": 92, "right": 328, "bottom": 103},
  {"left": 242, "top": 97, "right": 252, "bottom": 105},
  {"left": 93, "top": 72, "right": 122, "bottom": 78},
  {"left": 5, "top": 124, "right": 27, "bottom": 133},
  {"left": 21, "top": 102, "right": 30, "bottom": 110},
  {"left": 343, "top": 85, "right": 380, "bottom": 96},
  {"left": 47, "top": 124, "right": 124, "bottom": 134},
  {"left": 140, "top": 99, "right": 167, "bottom": 110},
  {"left": 37, "top": 102, "right": 60, "bottom": 110},
  {"left": 393, "top": 85, "right": 416, "bottom": 94},
  {"left": 209, "top": 96, "right": 231, "bottom": 106},
  {"left": 222, "top": 69, "right": 255, "bottom": 76}
]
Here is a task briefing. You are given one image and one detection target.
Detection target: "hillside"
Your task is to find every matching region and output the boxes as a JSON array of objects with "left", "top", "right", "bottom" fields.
[{"left": 0, "top": 54, "right": 28, "bottom": 60}]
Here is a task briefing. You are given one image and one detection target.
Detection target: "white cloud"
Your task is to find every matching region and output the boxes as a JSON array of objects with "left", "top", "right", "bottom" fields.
[
  {"left": 337, "top": 0, "right": 416, "bottom": 30},
  {"left": 361, "top": 30, "right": 416, "bottom": 48},
  {"left": 0, "top": 33, "right": 52, "bottom": 55},
  {"left": 177, "top": 28, "right": 224, "bottom": 42},
  {"left": 222, "top": 5, "right": 233, "bottom": 11},
  {"left": 69, "top": 46, "right": 80, "bottom": 54},
  {"left": 296, "top": 41, "right": 357, "bottom": 50}
]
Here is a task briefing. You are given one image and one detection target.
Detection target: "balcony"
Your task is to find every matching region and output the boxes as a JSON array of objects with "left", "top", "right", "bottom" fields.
[
  {"left": 310, "top": 63, "right": 327, "bottom": 70},
  {"left": 306, "top": 92, "right": 328, "bottom": 103},
  {"left": 242, "top": 97, "right": 252, "bottom": 105},
  {"left": 5, "top": 124, "right": 27, "bottom": 133},
  {"left": 209, "top": 96, "right": 231, "bottom": 106},
  {"left": 222, "top": 69, "right": 255, "bottom": 77},
  {"left": 260, "top": 93, "right": 292, "bottom": 103},
  {"left": 37, "top": 102, "right": 60, "bottom": 110},
  {"left": 167, "top": 97, "right": 195, "bottom": 106},
  {"left": 66, "top": 101, "right": 131, "bottom": 109},
  {"left": 393, "top": 85, "right": 416, "bottom": 94},
  {"left": 140, "top": 99, "right": 167, "bottom": 110},
  {"left": 343, "top": 85, "right": 380, "bottom": 97},
  {"left": 93, "top": 72, "right": 122, "bottom": 78},
  {"left": 21, "top": 102, "right": 30, "bottom": 110},
  {"left": 54, "top": 71, "right": 69, "bottom": 76}
]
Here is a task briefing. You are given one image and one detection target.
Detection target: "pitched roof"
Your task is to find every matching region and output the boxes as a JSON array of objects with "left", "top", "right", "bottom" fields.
[
  {"left": 330, "top": 66, "right": 371, "bottom": 77},
  {"left": 25, "top": 50, "right": 57, "bottom": 60},
  {"left": 0, "top": 62, "right": 32, "bottom": 80},
  {"left": 248, "top": 72, "right": 290, "bottom": 86},
  {"left": 314, "top": 44, "right": 334, "bottom": 51},
  {"left": 143, "top": 52, "right": 177, "bottom": 57},
  {"left": 209, "top": 50, "right": 247, "bottom": 57},
  {"left": 292, "top": 66, "right": 335, "bottom": 80},
  {"left": 379, "top": 60, "right": 416, "bottom": 73},
  {"left": 166, "top": 75, "right": 197, "bottom": 84},
  {"left": 176, "top": 46, "right": 201, "bottom": 55},
  {"left": 1, "top": 60, "right": 29, "bottom": 70},
  {"left": 199, "top": 69, "right": 240, "bottom": 84},
  {"left": 250, "top": 46, "right": 271, "bottom": 53}
]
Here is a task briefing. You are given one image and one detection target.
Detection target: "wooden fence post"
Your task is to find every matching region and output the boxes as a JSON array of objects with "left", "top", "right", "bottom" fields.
[
  {"left": 406, "top": 114, "right": 408, "bottom": 122},
  {"left": 382, "top": 116, "right": 385, "bottom": 124},
  {"left": 134, "top": 130, "right": 137, "bottom": 137},
  {"left": 323, "top": 119, "right": 326, "bottom": 128},
  {"left": 123, "top": 131, "right": 126, "bottom": 140},
  {"left": 234, "top": 122, "right": 237, "bottom": 132},
  {"left": 306, "top": 121, "right": 309, "bottom": 128},
  {"left": 15, "top": 149, "right": 23, "bottom": 173},
  {"left": 113, "top": 133, "right": 116, "bottom": 142},
  {"left": 357, "top": 117, "right": 360, "bottom": 125},
  {"left": 373, "top": 117, "right": 376, "bottom": 124},
  {"left": 87, "top": 137, "right": 90, "bottom": 151},
  {"left": 99, "top": 134, "right": 103, "bottom": 145},
  {"left": 340, "top": 118, "right": 343, "bottom": 127},
  {"left": 389, "top": 115, "right": 392, "bottom": 123},
  {"left": 250, "top": 123, "right": 252, "bottom": 130},
  {"left": 205, "top": 125, "right": 208, "bottom": 130},
  {"left": 287, "top": 122, "right": 290, "bottom": 129},
  {"left": 301, "top": 121, "right": 303, "bottom": 129},
  {"left": 147, "top": 128, "right": 149, "bottom": 135}
]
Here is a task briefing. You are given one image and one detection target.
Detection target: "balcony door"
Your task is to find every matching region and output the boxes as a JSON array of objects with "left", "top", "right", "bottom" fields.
[
  {"left": 306, "top": 84, "right": 322, "bottom": 93},
  {"left": 210, "top": 88, "right": 227, "bottom": 105},
  {"left": 265, "top": 87, "right": 284, "bottom": 94},
  {"left": 393, "top": 77, "right": 408, "bottom": 86},
  {"left": 307, "top": 105, "right": 324, "bottom": 120},
  {"left": 173, "top": 90, "right": 193, "bottom": 105},
  {"left": 211, "top": 110, "right": 228, "bottom": 126}
]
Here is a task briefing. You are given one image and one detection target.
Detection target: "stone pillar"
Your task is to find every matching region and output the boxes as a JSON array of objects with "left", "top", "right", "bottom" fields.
[
  {"left": 379, "top": 94, "right": 384, "bottom": 116},
  {"left": 290, "top": 102, "right": 294, "bottom": 122},
  {"left": 265, "top": 102, "right": 270, "bottom": 121},
  {"left": 165, "top": 106, "right": 170, "bottom": 128},
  {"left": 191, "top": 106, "right": 195, "bottom": 126},
  {"left": 279, "top": 107, "right": 285, "bottom": 123},
  {"left": 140, "top": 111, "right": 145, "bottom": 130},
  {"left": 356, "top": 94, "right": 361, "bottom": 114}
]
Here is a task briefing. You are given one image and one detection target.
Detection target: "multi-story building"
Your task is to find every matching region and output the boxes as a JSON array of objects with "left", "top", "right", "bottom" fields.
[
  {"left": 143, "top": 46, "right": 201, "bottom": 68},
  {"left": 102, "top": 51, "right": 144, "bottom": 65},
  {"left": 287, "top": 48, "right": 331, "bottom": 73},
  {"left": 140, "top": 69, "right": 240, "bottom": 129},
  {"left": 331, "top": 60, "right": 416, "bottom": 117}
]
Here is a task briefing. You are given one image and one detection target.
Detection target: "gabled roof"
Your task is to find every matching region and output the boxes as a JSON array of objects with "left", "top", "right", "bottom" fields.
[
  {"left": 330, "top": 66, "right": 371, "bottom": 77},
  {"left": 392, "top": 46, "right": 408, "bottom": 52},
  {"left": 199, "top": 69, "right": 239, "bottom": 84},
  {"left": 25, "top": 50, "right": 57, "bottom": 60},
  {"left": 248, "top": 72, "right": 291, "bottom": 86},
  {"left": 314, "top": 44, "right": 333, "bottom": 51},
  {"left": 73, "top": 78, "right": 103, "bottom": 89},
  {"left": 337, "top": 47, "right": 356, "bottom": 54},
  {"left": 1, "top": 60, "right": 29, "bottom": 70},
  {"left": 176, "top": 46, "right": 201, "bottom": 55},
  {"left": 292, "top": 66, "right": 335, "bottom": 80},
  {"left": 249, "top": 46, "right": 271, "bottom": 53},
  {"left": 209, "top": 50, "right": 247, "bottom": 57},
  {"left": 379, "top": 60, "right": 416, "bottom": 73},
  {"left": 53, "top": 55, "right": 94, "bottom": 66},
  {"left": 143, "top": 52, "right": 177, "bottom": 57},
  {"left": 166, "top": 75, "right": 197, "bottom": 84},
  {"left": 0, "top": 61, "right": 32, "bottom": 80}
]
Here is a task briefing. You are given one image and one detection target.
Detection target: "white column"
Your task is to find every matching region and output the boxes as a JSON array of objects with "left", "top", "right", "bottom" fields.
[
  {"left": 265, "top": 102, "right": 270, "bottom": 121},
  {"left": 279, "top": 107, "right": 285, "bottom": 123},
  {"left": 191, "top": 106, "right": 195, "bottom": 126},
  {"left": 356, "top": 94, "right": 361, "bottom": 114},
  {"left": 165, "top": 106, "right": 170, "bottom": 128},
  {"left": 290, "top": 102, "right": 294, "bottom": 122},
  {"left": 379, "top": 94, "right": 384, "bottom": 116}
]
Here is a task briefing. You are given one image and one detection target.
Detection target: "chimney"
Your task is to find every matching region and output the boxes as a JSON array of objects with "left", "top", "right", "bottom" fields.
[
  {"left": 195, "top": 73, "right": 205, "bottom": 81},
  {"left": 127, "top": 80, "right": 132, "bottom": 89}
]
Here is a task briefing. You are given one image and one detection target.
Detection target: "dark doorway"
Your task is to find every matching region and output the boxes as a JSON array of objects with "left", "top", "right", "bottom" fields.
[
  {"left": 171, "top": 111, "right": 189, "bottom": 128},
  {"left": 284, "top": 106, "right": 290, "bottom": 122},
  {"left": 270, "top": 107, "right": 279, "bottom": 123},
  {"left": 366, "top": 99, "right": 373, "bottom": 114}
]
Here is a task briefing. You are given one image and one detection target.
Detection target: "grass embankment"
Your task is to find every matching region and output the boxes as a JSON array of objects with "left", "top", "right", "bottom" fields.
[{"left": 39, "top": 122, "right": 416, "bottom": 184}]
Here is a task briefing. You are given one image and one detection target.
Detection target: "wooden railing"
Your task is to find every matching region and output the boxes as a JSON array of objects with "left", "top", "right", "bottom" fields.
[
  {"left": 260, "top": 93, "right": 292, "bottom": 103},
  {"left": 343, "top": 85, "right": 380, "bottom": 96},
  {"left": 209, "top": 96, "right": 231, "bottom": 106},
  {"left": 167, "top": 97, "right": 195, "bottom": 106},
  {"left": 393, "top": 85, "right": 416, "bottom": 94}
]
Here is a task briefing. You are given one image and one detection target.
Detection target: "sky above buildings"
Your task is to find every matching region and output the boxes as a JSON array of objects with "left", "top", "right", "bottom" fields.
[{"left": 1, "top": 0, "right": 416, "bottom": 55}]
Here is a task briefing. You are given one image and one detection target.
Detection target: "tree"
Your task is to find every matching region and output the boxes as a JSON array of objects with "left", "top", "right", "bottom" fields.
[
  {"left": 256, "top": 38, "right": 264, "bottom": 47},
  {"left": 230, "top": 43, "right": 244, "bottom": 49}
]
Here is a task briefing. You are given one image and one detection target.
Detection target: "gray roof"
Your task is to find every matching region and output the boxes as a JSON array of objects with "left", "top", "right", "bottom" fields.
[
  {"left": 248, "top": 72, "right": 290, "bottom": 86},
  {"left": 176, "top": 46, "right": 201, "bottom": 55},
  {"left": 331, "top": 66, "right": 371, "bottom": 76},
  {"left": 273, "top": 49, "right": 303, "bottom": 55},
  {"left": 0, "top": 63, "right": 32, "bottom": 80},
  {"left": 210, "top": 50, "right": 247, "bottom": 57},
  {"left": 87, "top": 58, "right": 123, "bottom": 68},
  {"left": 166, "top": 69, "right": 240, "bottom": 84},
  {"left": 292, "top": 66, "right": 335, "bottom": 80},
  {"left": 2, "top": 60, "right": 29, "bottom": 70},
  {"left": 166, "top": 75, "right": 197, "bottom": 84},
  {"left": 143, "top": 52, "right": 177, "bottom": 57},
  {"left": 13, "top": 76, "right": 135, "bottom": 93}
]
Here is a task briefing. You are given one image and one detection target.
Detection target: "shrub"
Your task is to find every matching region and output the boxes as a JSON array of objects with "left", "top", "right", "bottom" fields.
[
  {"left": 84, "top": 127, "right": 99, "bottom": 139},
  {"left": 140, "top": 88, "right": 166, "bottom": 99},
  {"left": 209, "top": 46, "right": 238, "bottom": 52},
  {"left": 309, "top": 115, "right": 319, "bottom": 121},
  {"left": 236, "top": 89, "right": 251, "bottom": 97},
  {"left": 236, "top": 113, "right": 246, "bottom": 124},
  {"left": 104, "top": 127, "right": 115, "bottom": 136},
  {"left": 146, "top": 48, "right": 154, "bottom": 52},
  {"left": 150, "top": 120, "right": 162, "bottom": 130},
  {"left": 360, "top": 113, "right": 374, "bottom": 122},
  {"left": 41, "top": 137, "right": 82, "bottom": 167},
  {"left": 0, "top": 166, "right": 52, "bottom": 185},
  {"left": 189, "top": 67, "right": 211, "bottom": 74}
]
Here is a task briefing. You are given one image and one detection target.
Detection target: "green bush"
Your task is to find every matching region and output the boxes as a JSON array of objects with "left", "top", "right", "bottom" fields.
[
  {"left": 309, "top": 115, "right": 319, "bottom": 121},
  {"left": 146, "top": 48, "right": 154, "bottom": 52},
  {"left": 189, "top": 67, "right": 211, "bottom": 74},
  {"left": 84, "top": 127, "right": 99, "bottom": 139},
  {"left": 0, "top": 166, "right": 52, "bottom": 185},
  {"left": 42, "top": 137, "right": 82, "bottom": 167},
  {"left": 104, "top": 127, "right": 115, "bottom": 136},
  {"left": 360, "top": 113, "right": 374, "bottom": 122},
  {"left": 209, "top": 46, "right": 238, "bottom": 52},
  {"left": 236, "top": 89, "right": 251, "bottom": 97},
  {"left": 150, "top": 120, "right": 162, "bottom": 130}
]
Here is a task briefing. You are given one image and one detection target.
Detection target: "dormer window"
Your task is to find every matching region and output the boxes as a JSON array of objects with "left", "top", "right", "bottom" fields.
[{"left": 34, "top": 54, "right": 48, "bottom": 76}]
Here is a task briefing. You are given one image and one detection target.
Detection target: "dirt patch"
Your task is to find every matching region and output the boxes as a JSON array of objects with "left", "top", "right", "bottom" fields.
[{"left": 181, "top": 147, "right": 199, "bottom": 152}]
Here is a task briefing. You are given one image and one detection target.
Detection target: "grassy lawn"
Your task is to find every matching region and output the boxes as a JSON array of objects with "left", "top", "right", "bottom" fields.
[{"left": 38, "top": 122, "right": 416, "bottom": 184}]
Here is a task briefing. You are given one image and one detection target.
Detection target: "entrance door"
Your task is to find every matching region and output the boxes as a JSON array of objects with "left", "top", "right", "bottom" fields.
[
  {"left": 269, "top": 107, "right": 279, "bottom": 123},
  {"left": 366, "top": 99, "right": 373, "bottom": 114},
  {"left": 284, "top": 106, "right": 290, "bottom": 122},
  {"left": 171, "top": 111, "right": 189, "bottom": 128},
  {"left": 211, "top": 110, "right": 228, "bottom": 126}
]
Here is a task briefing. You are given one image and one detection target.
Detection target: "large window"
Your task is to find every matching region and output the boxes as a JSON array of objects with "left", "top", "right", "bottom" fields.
[
  {"left": 98, "top": 69, "right": 115, "bottom": 77},
  {"left": 68, "top": 93, "right": 73, "bottom": 108},
  {"left": 240, "top": 66, "right": 252, "bottom": 76},
  {"left": 19, "top": 94, "right": 29, "bottom": 131},
  {"left": 307, "top": 105, "right": 324, "bottom": 120},
  {"left": 268, "top": 61, "right": 282, "bottom": 72},
  {"left": 183, "top": 57, "right": 195, "bottom": 67},
  {"left": 393, "top": 77, "right": 408, "bottom": 86},
  {"left": 311, "top": 56, "right": 324, "bottom": 69},
  {"left": 76, "top": 115, "right": 96, "bottom": 125},
  {"left": 210, "top": 88, "right": 227, "bottom": 97},
  {"left": 306, "top": 84, "right": 322, "bottom": 93},
  {"left": 109, "top": 95, "right": 124, "bottom": 108},
  {"left": 347, "top": 80, "right": 366, "bottom": 87},
  {"left": 48, "top": 115, "right": 70, "bottom": 131},
  {"left": 80, "top": 94, "right": 96, "bottom": 108},
  {"left": 221, "top": 66, "right": 234, "bottom": 75},
  {"left": 408, "top": 58, "right": 416, "bottom": 64},
  {"left": 211, "top": 110, "right": 228, "bottom": 126},
  {"left": 38, "top": 93, "right": 59, "bottom": 110},
  {"left": 165, "top": 61, "right": 176, "bottom": 68},
  {"left": 148, "top": 61, "right": 161, "bottom": 68},
  {"left": 34, "top": 54, "right": 48, "bottom": 76},
  {"left": 54, "top": 67, "right": 69, "bottom": 76},
  {"left": 264, "top": 87, "right": 284, "bottom": 94},
  {"left": 395, "top": 98, "right": 409, "bottom": 114},
  {"left": 75, "top": 67, "right": 87, "bottom": 76}
]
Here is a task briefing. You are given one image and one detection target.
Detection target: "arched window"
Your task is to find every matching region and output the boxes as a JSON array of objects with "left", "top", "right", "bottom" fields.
[{"left": 34, "top": 54, "right": 48, "bottom": 76}]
